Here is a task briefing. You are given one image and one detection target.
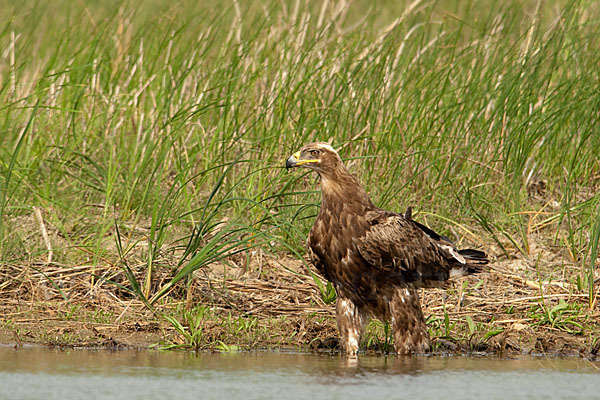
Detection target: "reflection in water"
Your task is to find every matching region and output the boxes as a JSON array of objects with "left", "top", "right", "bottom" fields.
[
  {"left": 331, "top": 353, "right": 427, "bottom": 376},
  {"left": 0, "top": 346, "right": 599, "bottom": 400}
]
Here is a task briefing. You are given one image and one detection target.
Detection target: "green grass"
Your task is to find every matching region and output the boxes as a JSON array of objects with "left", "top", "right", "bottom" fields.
[
  {"left": 1, "top": 0, "right": 599, "bottom": 311},
  {"left": 156, "top": 303, "right": 273, "bottom": 351}
]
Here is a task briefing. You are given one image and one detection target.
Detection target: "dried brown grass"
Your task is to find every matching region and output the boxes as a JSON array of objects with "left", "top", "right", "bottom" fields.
[{"left": 0, "top": 234, "right": 597, "bottom": 355}]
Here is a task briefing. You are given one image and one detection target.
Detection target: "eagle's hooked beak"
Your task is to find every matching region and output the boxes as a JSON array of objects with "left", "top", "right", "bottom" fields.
[
  {"left": 286, "top": 150, "right": 319, "bottom": 170},
  {"left": 285, "top": 151, "right": 300, "bottom": 170}
]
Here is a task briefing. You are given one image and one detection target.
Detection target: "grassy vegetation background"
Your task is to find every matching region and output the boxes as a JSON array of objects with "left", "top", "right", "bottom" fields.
[{"left": 1, "top": 0, "right": 599, "bottom": 310}]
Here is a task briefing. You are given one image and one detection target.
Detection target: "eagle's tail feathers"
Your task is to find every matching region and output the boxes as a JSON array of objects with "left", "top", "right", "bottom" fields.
[
  {"left": 447, "top": 249, "right": 488, "bottom": 279},
  {"left": 458, "top": 249, "right": 488, "bottom": 264}
]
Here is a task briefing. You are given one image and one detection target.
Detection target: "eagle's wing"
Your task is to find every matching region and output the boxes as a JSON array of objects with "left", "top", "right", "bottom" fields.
[{"left": 357, "top": 211, "right": 485, "bottom": 287}]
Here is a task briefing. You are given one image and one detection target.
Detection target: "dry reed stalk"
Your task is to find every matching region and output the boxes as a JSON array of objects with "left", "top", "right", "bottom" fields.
[{"left": 33, "top": 207, "right": 53, "bottom": 264}]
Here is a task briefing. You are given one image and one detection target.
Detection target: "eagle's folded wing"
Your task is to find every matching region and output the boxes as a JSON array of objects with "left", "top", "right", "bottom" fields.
[{"left": 357, "top": 212, "right": 485, "bottom": 287}]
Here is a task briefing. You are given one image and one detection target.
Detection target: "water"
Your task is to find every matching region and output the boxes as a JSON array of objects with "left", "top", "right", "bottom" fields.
[{"left": 0, "top": 346, "right": 599, "bottom": 400}]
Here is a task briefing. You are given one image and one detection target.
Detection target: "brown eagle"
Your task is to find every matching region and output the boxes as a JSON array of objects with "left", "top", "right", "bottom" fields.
[{"left": 286, "top": 142, "right": 487, "bottom": 355}]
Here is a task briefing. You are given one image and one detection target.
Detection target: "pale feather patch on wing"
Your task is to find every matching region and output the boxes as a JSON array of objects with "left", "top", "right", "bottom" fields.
[{"left": 440, "top": 244, "right": 466, "bottom": 264}]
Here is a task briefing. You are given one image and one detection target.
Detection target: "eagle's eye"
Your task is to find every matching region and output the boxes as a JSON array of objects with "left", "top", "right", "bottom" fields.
[{"left": 310, "top": 150, "right": 320, "bottom": 157}]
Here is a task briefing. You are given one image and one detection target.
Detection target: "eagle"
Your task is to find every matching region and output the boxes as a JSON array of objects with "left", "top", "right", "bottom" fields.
[{"left": 286, "top": 142, "right": 488, "bottom": 355}]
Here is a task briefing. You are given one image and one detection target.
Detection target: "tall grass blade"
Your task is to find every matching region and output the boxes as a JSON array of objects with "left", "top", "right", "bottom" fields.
[{"left": 0, "top": 100, "right": 40, "bottom": 249}]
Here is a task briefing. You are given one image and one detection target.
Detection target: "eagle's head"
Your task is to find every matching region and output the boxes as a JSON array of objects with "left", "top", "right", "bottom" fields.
[
  {"left": 286, "top": 141, "right": 373, "bottom": 207},
  {"left": 285, "top": 142, "right": 343, "bottom": 175}
]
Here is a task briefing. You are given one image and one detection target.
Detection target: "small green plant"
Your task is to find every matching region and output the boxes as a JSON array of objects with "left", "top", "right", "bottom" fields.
[
  {"left": 319, "top": 281, "right": 337, "bottom": 305},
  {"left": 303, "top": 270, "right": 337, "bottom": 305},
  {"left": 363, "top": 320, "right": 393, "bottom": 353},
  {"left": 482, "top": 328, "right": 504, "bottom": 342},
  {"left": 221, "top": 312, "right": 260, "bottom": 337},
  {"left": 530, "top": 299, "right": 585, "bottom": 334},
  {"left": 2, "top": 318, "right": 24, "bottom": 338},
  {"left": 426, "top": 314, "right": 441, "bottom": 339},
  {"left": 88, "top": 309, "right": 114, "bottom": 324},
  {"left": 465, "top": 315, "right": 476, "bottom": 337},
  {"left": 216, "top": 342, "right": 240, "bottom": 352},
  {"left": 461, "top": 316, "right": 503, "bottom": 349},
  {"left": 58, "top": 305, "right": 80, "bottom": 321},
  {"left": 232, "top": 315, "right": 258, "bottom": 335},
  {"left": 425, "top": 305, "right": 459, "bottom": 342},
  {"left": 38, "top": 330, "right": 82, "bottom": 346},
  {"left": 161, "top": 305, "right": 210, "bottom": 350}
]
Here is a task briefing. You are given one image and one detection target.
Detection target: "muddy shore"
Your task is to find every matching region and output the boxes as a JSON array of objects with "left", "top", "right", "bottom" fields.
[{"left": 1, "top": 250, "right": 598, "bottom": 358}]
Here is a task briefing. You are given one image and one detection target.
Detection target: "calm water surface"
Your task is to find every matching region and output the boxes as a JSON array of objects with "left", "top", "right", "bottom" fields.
[{"left": 0, "top": 346, "right": 599, "bottom": 400}]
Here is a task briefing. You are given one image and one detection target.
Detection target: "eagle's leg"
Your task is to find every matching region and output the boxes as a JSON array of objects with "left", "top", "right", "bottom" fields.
[
  {"left": 336, "top": 296, "right": 367, "bottom": 356},
  {"left": 390, "top": 288, "right": 430, "bottom": 355}
]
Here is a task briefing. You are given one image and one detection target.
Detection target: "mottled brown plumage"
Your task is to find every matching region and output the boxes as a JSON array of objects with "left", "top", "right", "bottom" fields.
[{"left": 286, "top": 142, "right": 488, "bottom": 355}]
